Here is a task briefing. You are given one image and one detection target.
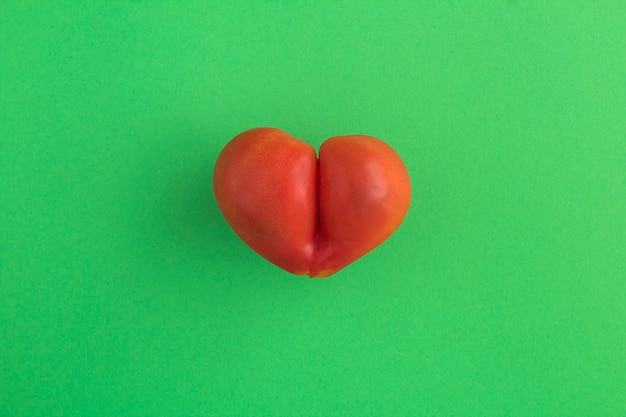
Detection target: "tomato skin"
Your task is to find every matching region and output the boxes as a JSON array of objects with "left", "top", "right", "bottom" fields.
[
  {"left": 213, "top": 128, "right": 317, "bottom": 275},
  {"left": 213, "top": 128, "right": 411, "bottom": 278},
  {"left": 311, "top": 135, "right": 412, "bottom": 277}
]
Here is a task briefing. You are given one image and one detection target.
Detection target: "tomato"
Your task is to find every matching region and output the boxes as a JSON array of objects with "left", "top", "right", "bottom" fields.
[{"left": 213, "top": 127, "right": 411, "bottom": 278}]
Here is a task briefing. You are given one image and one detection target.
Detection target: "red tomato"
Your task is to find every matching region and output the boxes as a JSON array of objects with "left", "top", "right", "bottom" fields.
[{"left": 213, "top": 127, "right": 411, "bottom": 278}]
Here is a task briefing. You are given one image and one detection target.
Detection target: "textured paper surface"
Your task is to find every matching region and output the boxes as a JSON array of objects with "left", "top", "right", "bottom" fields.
[{"left": 1, "top": 2, "right": 625, "bottom": 416}]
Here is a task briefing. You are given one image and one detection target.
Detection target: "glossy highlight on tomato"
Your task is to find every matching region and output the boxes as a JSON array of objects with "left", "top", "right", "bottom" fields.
[{"left": 213, "top": 127, "right": 412, "bottom": 278}]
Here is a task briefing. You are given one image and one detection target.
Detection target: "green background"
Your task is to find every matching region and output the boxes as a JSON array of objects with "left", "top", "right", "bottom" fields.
[{"left": 2, "top": 1, "right": 625, "bottom": 416}]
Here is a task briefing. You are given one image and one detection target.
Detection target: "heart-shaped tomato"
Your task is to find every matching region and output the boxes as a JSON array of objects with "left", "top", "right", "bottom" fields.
[{"left": 213, "top": 127, "right": 411, "bottom": 278}]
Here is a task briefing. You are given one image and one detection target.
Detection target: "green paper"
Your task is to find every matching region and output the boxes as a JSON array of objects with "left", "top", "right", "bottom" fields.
[{"left": 2, "top": 2, "right": 625, "bottom": 416}]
